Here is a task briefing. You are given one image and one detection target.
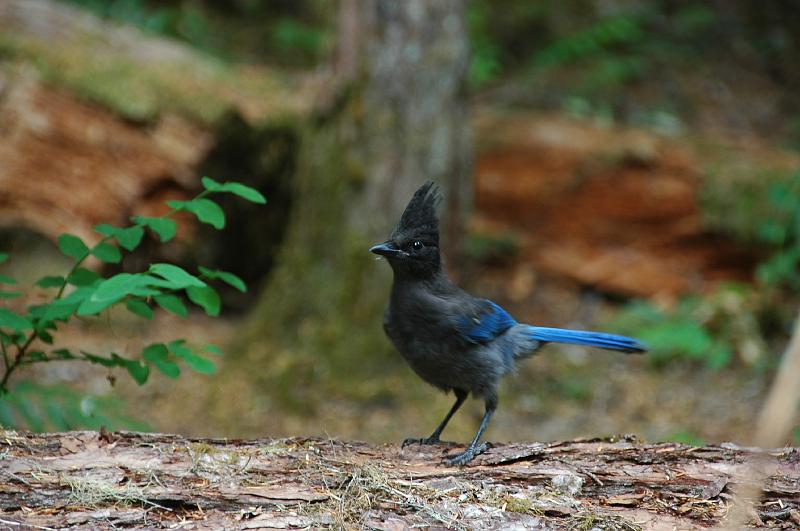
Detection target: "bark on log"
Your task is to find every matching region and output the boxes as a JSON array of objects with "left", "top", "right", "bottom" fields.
[{"left": 1, "top": 430, "right": 798, "bottom": 529}]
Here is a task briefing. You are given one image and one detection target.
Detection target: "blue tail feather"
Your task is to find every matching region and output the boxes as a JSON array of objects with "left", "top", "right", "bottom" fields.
[{"left": 526, "top": 326, "right": 646, "bottom": 353}]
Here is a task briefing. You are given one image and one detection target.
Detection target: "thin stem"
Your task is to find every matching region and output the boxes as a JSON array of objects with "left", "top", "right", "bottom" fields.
[
  {"left": 0, "top": 340, "right": 9, "bottom": 390},
  {"left": 0, "top": 332, "right": 37, "bottom": 391},
  {"left": 54, "top": 235, "right": 113, "bottom": 300}
]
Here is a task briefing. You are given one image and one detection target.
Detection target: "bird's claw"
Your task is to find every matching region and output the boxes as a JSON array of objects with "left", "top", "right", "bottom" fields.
[
  {"left": 402, "top": 436, "right": 440, "bottom": 448},
  {"left": 445, "top": 442, "right": 490, "bottom": 466}
]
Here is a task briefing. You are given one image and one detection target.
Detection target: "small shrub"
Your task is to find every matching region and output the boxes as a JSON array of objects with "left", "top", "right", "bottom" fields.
[
  {"left": 754, "top": 169, "right": 800, "bottom": 290},
  {"left": 0, "top": 380, "right": 145, "bottom": 431},
  {"left": 0, "top": 177, "right": 265, "bottom": 428},
  {"left": 609, "top": 284, "right": 767, "bottom": 370}
]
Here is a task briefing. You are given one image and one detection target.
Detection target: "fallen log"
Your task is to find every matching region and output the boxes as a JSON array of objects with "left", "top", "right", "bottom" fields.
[
  {"left": 1, "top": 430, "right": 798, "bottom": 529},
  {"left": 0, "top": 0, "right": 306, "bottom": 295}
]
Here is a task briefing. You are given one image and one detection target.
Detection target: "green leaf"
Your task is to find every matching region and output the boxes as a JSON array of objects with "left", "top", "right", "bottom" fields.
[
  {"left": 117, "top": 226, "right": 145, "bottom": 251},
  {"left": 77, "top": 274, "right": 148, "bottom": 316},
  {"left": 36, "top": 300, "right": 76, "bottom": 325},
  {"left": 36, "top": 276, "right": 65, "bottom": 288},
  {"left": 132, "top": 216, "right": 177, "bottom": 243},
  {"left": 0, "top": 291, "right": 22, "bottom": 299},
  {"left": 81, "top": 351, "right": 118, "bottom": 367},
  {"left": 199, "top": 267, "right": 247, "bottom": 292},
  {"left": 166, "top": 200, "right": 187, "bottom": 210},
  {"left": 138, "top": 275, "right": 173, "bottom": 290},
  {"left": 204, "top": 343, "right": 223, "bottom": 356},
  {"left": 25, "top": 351, "right": 47, "bottom": 363},
  {"left": 51, "top": 349, "right": 76, "bottom": 360},
  {"left": 125, "top": 299, "right": 153, "bottom": 320},
  {"left": 94, "top": 224, "right": 117, "bottom": 237},
  {"left": 5, "top": 332, "right": 25, "bottom": 347},
  {"left": 183, "top": 353, "right": 216, "bottom": 375},
  {"left": 170, "top": 342, "right": 216, "bottom": 375},
  {"left": 154, "top": 294, "right": 188, "bottom": 317},
  {"left": 0, "top": 309, "right": 33, "bottom": 331},
  {"left": 186, "top": 285, "right": 220, "bottom": 316},
  {"left": 115, "top": 355, "right": 149, "bottom": 385},
  {"left": 36, "top": 285, "right": 95, "bottom": 325},
  {"left": 92, "top": 242, "right": 122, "bottom": 264},
  {"left": 201, "top": 177, "right": 266, "bottom": 204},
  {"left": 38, "top": 331, "right": 53, "bottom": 344},
  {"left": 95, "top": 224, "right": 144, "bottom": 251},
  {"left": 58, "top": 234, "right": 89, "bottom": 260},
  {"left": 142, "top": 343, "right": 180, "bottom": 378},
  {"left": 168, "top": 339, "right": 190, "bottom": 355},
  {"left": 200, "top": 176, "right": 223, "bottom": 191},
  {"left": 184, "top": 198, "right": 225, "bottom": 229},
  {"left": 67, "top": 268, "right": 102, "bottom": 286},
  {"left": 149, "top": 264, "right": 206, "bottom": 289},
  {"left": 126, "top": 278, "right": 161, "bottom": 297},
  {"left": 221, "top": 182, "right": 267, "bottom": 204},
  {"left": 0, "top": 252, "right": 8, "bottom": 264},
  {"left": 141, "top": 343, "right": 168, "bottom": 359},
  {"left": 0, "top": 274, "right": 17, "bottom": 285}
]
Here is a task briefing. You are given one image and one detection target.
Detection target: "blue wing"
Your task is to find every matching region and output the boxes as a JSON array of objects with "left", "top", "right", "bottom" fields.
[{"left": 456, "top": 299, "right": 517, "bottom": 344}]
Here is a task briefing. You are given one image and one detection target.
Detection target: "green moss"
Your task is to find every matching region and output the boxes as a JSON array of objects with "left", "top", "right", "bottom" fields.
[
  {"left": 504, "top": 496, "right": 541, "bottom": 515},
  {"left": 226, "top": 90, "right": 403, "bottom": 415},
  {"left": 0, "top": 32, "right": 298, "bottom": 124},
  {"left": 187, "top": 442, "right": 217, "bottom": 456},
  {"left": 568, "top": 513, "right": 642, "bottom": 531}
]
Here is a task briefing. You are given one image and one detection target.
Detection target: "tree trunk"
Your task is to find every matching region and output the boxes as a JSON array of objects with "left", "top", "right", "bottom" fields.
[
  {"left": 233, "top": 1, "right": 471, "bottom": 413},
  {"left": 3, "top": 430, "right": 798, "bottom": 529},
  {"left": 352, "top": 0, "right": 472, "bottom": 262}
]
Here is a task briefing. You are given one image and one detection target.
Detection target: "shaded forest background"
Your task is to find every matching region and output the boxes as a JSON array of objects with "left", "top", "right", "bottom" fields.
[{"left": 1, "top": 0, "right": 800, "bottom": 450}]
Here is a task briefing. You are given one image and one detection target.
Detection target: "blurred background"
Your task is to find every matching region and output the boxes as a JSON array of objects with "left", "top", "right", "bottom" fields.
[{"left": 0, "top": 0, "right": 799, "bottom": 447}]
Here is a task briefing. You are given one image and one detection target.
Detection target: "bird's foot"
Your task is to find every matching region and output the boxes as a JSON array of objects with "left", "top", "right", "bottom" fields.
[
  {"left": 445, "top": 442, "right": 490, "bottom": 466},
  {"left": 402, "top": 435, "right": 441, "bottom": 448}
]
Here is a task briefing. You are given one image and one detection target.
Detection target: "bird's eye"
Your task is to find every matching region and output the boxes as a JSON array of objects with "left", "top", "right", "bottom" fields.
[{"left": 412, "top": 240, "right": 424, "bottom": 250}]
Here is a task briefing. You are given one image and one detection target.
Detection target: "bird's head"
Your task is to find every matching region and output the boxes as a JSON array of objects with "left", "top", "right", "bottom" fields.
[{"left": 370, "top": 181, "right": 442, "bottom": 278}]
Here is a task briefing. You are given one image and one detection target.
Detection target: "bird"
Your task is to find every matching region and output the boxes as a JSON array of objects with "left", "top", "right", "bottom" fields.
[{"left": 370, "top": 181, "right": 646, "bottom": 466}]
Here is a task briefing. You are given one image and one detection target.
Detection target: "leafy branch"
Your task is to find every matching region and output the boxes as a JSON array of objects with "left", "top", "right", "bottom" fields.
[{"left": 0, "top": 177, "right": 265, "bottom": 393}]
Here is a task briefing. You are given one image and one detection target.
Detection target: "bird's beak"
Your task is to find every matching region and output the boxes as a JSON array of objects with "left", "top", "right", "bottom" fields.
[{"left": 370, "top": 241, "right": 401, "bottom": 257}]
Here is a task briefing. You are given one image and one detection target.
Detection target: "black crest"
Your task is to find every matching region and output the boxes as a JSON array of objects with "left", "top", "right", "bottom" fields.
[{"left": 392, "top": 181, "right": 442, "bottom": 241}]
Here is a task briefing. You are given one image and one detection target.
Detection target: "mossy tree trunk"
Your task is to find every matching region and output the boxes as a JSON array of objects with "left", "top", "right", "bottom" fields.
[{"left": 233, "top": 0, "right": 471, "bottom": 414}]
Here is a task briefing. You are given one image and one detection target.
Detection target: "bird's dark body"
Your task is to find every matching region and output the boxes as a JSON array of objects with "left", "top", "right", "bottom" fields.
[
  {"left": 384, "top": 274, "right": 528, "bottom": 401},
  {"left": 371, "top": 181, "right": 645, "bottom": 465}
]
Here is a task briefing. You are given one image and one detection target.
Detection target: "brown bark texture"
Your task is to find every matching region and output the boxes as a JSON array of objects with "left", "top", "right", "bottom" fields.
[
  {"left": 347, "top": 0, "right": 472, "bottom": 259},
  {"left": 1, "top": 430, "right": 798, "bottom": 529}
]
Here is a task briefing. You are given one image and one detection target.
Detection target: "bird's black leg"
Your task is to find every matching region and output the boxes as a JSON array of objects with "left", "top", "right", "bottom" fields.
[
  {"left": 446, "top": 396, "right": 496, "bottom": 466},
  {"left": 403, "top": 389, "right": 468, "bottom": 447}
]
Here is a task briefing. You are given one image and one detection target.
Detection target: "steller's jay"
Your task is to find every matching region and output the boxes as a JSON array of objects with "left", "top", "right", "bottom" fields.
[{"left": 371, "top": 181, "right": 646, "bottom": 465}]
